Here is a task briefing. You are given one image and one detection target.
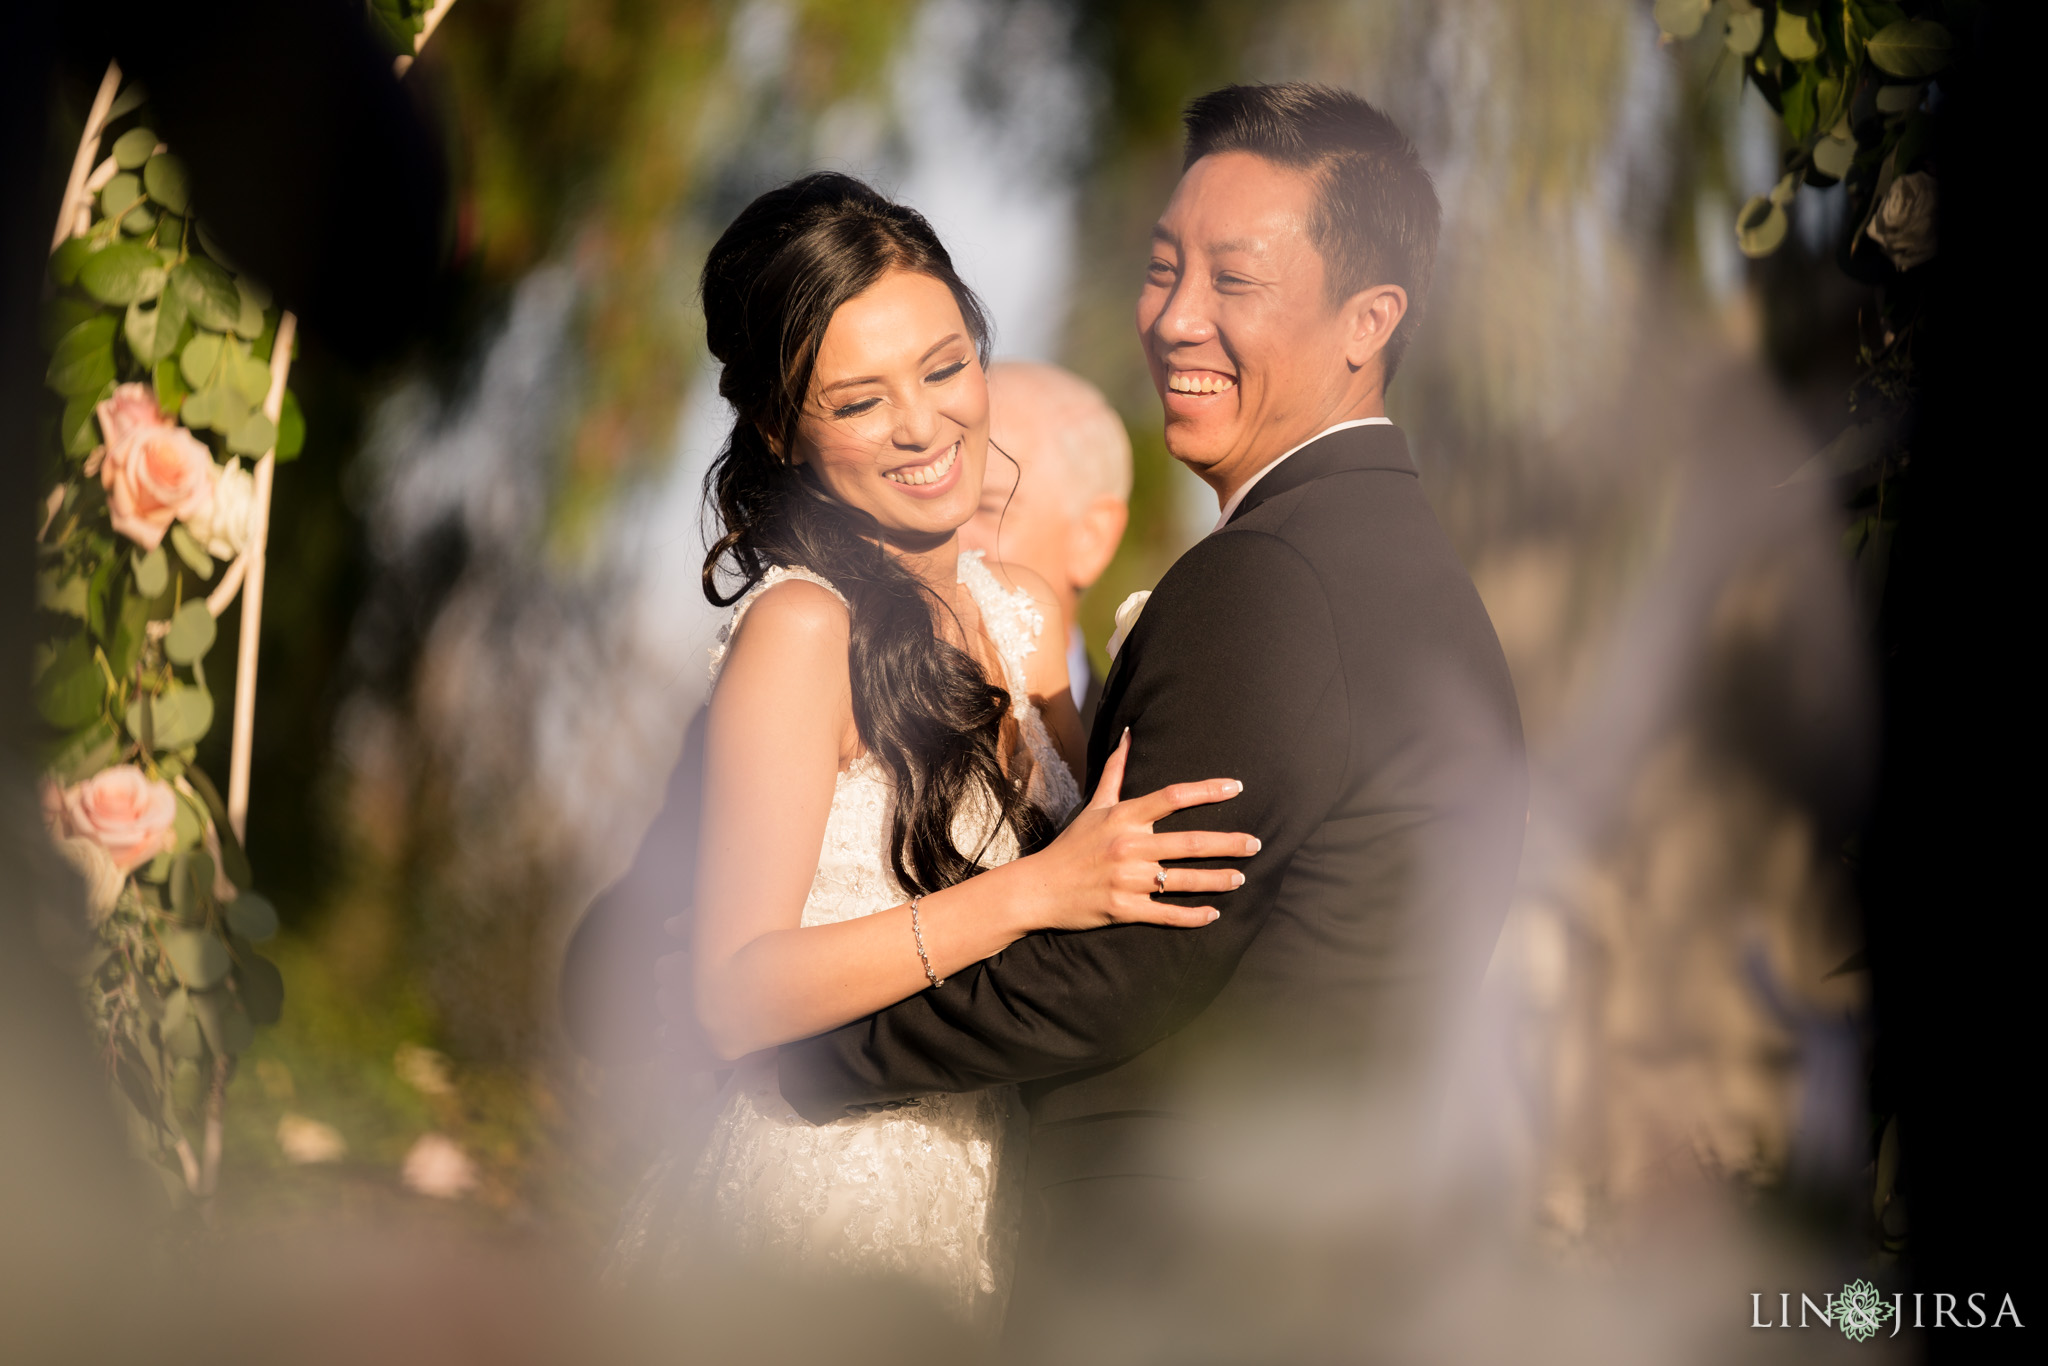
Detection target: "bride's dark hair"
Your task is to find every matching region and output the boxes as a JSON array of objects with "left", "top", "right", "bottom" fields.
[{"left": 700, "top": 172, "right": 1052, "bottom": 896}]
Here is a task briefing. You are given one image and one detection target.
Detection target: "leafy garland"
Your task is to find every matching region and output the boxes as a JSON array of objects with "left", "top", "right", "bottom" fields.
[
  {"left": 1656, "top": 0, "right": 1963, "bottom": 1258},
  {"left": 34, "top": 0, "right": 451, "bottom": 1206},
  {"left": 1657, "top": 0, "right": 1959, "bottom": 548},
  {"left": 34, "top": 67, "right": 298, "bottom": 1204}
]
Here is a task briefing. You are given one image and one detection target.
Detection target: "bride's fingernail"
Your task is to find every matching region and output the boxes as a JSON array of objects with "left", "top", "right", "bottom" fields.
[
  {"left": 1245, "top": 836, "right": 1262, "bottom": 854},
  {"left": 1221, "top": 779, "right": 1242, "bottom": 796},
  {"left": 1230, "top": 871, "right": 1245, "bottom": 888},
  {"left": 1206, "top": 909, "right": 1220, "bottom": 923}
]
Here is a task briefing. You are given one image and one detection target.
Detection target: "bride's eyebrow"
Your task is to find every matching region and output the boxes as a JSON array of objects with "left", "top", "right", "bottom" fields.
[{"left": 818, "top": 334, "right": 966, "bottom": 397}]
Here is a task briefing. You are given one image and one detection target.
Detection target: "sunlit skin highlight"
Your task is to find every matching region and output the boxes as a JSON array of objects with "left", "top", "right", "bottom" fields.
[{"left": 1136, "top": 151, "right": 1409, "bottom": 508}]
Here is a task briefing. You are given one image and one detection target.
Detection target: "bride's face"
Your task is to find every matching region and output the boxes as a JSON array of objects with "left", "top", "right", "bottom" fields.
[{"left": 788, "top": 268, "right": 989, "bottom": 547}]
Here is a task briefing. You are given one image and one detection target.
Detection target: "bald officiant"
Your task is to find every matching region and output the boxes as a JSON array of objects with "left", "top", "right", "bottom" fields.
[{"left": 960, "top": 361, "right": 1132, "bottom": 727}]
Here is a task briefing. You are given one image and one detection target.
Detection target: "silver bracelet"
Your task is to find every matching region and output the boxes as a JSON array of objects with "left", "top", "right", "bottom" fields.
[{"left": 910, "top": 895, "right": 944, "bottom": 989}]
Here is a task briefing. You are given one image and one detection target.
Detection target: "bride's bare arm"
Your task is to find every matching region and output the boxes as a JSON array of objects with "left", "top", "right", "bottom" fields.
[{"left": 693, "top": 579, "right": 1256, "bottom": 1063}]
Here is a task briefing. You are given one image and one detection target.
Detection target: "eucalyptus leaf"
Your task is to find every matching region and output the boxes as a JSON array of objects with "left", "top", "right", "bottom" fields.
[
  {"left": 232, "top": 278, "right": 268, "bottom": 338},
  {"left": 1867, "top": 19, "right": 1951, "bottom": 78},
  {"left": 62, "top": 387, "right": 110, "bottom": 457},
  {"left": 132, "top": 545, "right": 169, "bottom": 599},
  {"left": 78, "top": 240, "right": 164, "bottom": 306},
  {"left": 227, "top": 893, "right": 279, "bottom": 944},
  {"left": 99, "top": 172, "right": 142, "bottom": 222},
  {"left": 143, "top": 153, "right": 192, "bottom": 214},
  {"left": 161, "top": 988, "right": 204, "bottom": 1060},
  {"left": 171, "top": 258, "right": 240, "bottom": 332},
  {"left": 127, "top": 680, "right": 213, "bottom": 752},
  {"left": 1775, "top": 7, "right": 1822, "bottom": 62},
  {"left": 239, "top": 953, "right": 285, "bottom": 1025},
  {"left": 180, "top": 384, "right": 219, "bottom": 433},
  {"left": 277, "top": 388, "right": 306, "bottom": 461},
  {"left": 226, "top": 410, "right": 278, "bottom": 457},
  {"left": 1874, "top": 83, "right": 1924, "bottom": 114},
  {"left": 165, "top": 599, "right": 217, "bottom": 665},
  {"left": 170, "top": 523, "right": 214, "bottom": 578},
  {"left": 42, "top": 295, "right": 99, "bottom": 350},
  {"left": 184, "top": 766, "right": 252, "bottom": 889},
  {"left": 157, "top": 214, "right": 184, "bottom": 249},
  {"left": 194, "top": 988, "right": 255, "bottom": 1056},
  {"left": 173, "top": 794, "right": 206, "bottom": 855},
  {"left": 145, "top": 282, "right": 190, "bottom": 363},
  {"left": 37, "top": 571, "right": 89, "bottom": 618},
  {"left": 229, "top": 341, "right": 272, "bottom": 405},
  {"left": 1725, "top": 9, "right": 1764, "bottom": 54},
  {"left": 153, "top": 356, "right": 189, "bottom": 417},
  {"left": 180, "top": 329, "right": 224, "bottom": 390},
  {"left": 167, "top": 849, "right": 206, "bottom": 920},
  {"left": 46, "top": 718, "right": 120, "bottom": 785},
  {"left": 1652, "top": 0, "right": 1708, "bottom": 40},
  {"left": 123, "top": 298, "right": 159, "bottom": 362},
  {"left": 49, "top": 314, "right": 118, "bottom": 398},
  {"left": 106, "top": 81, "right": 148, "bottom": 121},
  {"left": 49, "top": 237, "right": 93, "bottom": 287},
  {"left": 1736, "top": 194, "right": 1789, "bottom": 257},
  {"left": 163, "top": 928, "right": 230, "bottom": 990},
  {"left": 111, "top": 126, "right": 158, "bottom": 170},
  {"left": 121, "top": 203, "right": 157, "bottom": 236},
  {"left": 1813, "top": 134, "right": 1856, "bottom": 180},
  {"left": 195, "top": 222, "right": 241, "bottom": 272},
  {"left": 34, "top": 633, "right": 102, "bottom": 730},
  {"left": 108, "top": 588, "right": 150, "bottom": 681}
]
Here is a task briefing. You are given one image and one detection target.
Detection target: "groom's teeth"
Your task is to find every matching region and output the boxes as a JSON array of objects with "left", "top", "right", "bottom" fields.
[{"left": 885, "top": 441, "right": 959, "bottom": 487}]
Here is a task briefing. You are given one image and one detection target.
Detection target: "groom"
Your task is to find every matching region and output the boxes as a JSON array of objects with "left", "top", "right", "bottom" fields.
[{"left": 780, "top": 83, "right": 1525, "bottom": 1332}]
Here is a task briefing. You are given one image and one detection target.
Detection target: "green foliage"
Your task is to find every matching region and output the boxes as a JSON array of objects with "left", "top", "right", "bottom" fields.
[{"left": 38, "top": 71, "right": 306, "bottom": 1200}]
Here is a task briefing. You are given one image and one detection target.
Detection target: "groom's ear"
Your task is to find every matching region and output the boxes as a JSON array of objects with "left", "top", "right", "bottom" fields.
[{"left": 1342, "top": 283, "right": 1408, "bottom": 380}]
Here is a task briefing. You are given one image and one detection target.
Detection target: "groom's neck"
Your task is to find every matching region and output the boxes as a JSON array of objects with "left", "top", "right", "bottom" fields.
[{"left": 1202, "top": 386, "right": 1387, "bottom": 508}]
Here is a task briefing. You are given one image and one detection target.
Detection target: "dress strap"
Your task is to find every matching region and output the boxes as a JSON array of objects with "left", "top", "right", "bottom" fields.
[
  {"left": 708, "top": 565, "right": 848, "bottom": 682},
  {"left": 955, "top": 550, "right": 1042, "bottom": 706}
]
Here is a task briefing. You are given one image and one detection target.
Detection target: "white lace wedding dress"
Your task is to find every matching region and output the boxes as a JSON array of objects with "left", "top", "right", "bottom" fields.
[{"left": 604, "top": 551, "right": 1081, "bottom": 1331}]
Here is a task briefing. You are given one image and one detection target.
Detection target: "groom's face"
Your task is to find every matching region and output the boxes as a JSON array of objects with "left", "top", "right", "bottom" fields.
[{"left": 1136, "top": 151, "right": 1358, "bottom": 489}]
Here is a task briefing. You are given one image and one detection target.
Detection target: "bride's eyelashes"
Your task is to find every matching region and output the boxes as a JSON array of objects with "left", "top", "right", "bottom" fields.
[{"left": 824, "top": 359, "right": 971, "bottom": 421}]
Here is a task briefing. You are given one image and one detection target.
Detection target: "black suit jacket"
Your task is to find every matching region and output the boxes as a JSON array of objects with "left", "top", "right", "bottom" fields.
[{"left": 778, "top": 425, "right": 1526, "bottom": 1182}]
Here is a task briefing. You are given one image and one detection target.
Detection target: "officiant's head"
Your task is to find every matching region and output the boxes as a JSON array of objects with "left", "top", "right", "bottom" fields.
[{"left": 1138, "top": 83, "right": 1440, "bottom": 498}]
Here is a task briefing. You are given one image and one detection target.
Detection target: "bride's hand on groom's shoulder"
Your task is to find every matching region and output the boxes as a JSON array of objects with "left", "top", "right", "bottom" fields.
[{"left": 1001, "top": 730, "right": 1259, "bottom": 934}]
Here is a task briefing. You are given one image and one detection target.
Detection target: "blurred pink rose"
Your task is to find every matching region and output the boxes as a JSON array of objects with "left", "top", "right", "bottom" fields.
[
  {"left": 61, "top": 764, "right": 177, "bottom": 873},
  {"left": 101, "top": 414, "right": 217, "bottom": 551},
  {"left": 96, "top": 382, "right": 168, "bottom": 448}
]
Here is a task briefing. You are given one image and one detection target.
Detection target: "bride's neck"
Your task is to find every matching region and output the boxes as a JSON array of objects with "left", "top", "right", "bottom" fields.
[{"left": 881, "top": 529, "right": 960, "bottom": 593}]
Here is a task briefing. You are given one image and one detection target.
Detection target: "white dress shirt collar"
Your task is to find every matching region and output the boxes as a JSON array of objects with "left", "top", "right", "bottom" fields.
[{"left": 1210, "top": 417, "right": 1393, "bottom": 533}]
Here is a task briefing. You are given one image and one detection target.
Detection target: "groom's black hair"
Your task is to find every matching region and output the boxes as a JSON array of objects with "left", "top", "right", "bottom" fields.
[{"left": 1183, "top": 83, "right": 1440, "bottom": 384}]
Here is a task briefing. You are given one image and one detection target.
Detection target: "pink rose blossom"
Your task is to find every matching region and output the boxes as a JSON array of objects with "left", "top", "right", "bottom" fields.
[
  {"left": 61, "top": 764, "right": 178, "bottom": 874},
  {"left": 96, "top": 382, "right": 169, "bottom": 448},
  {"left": 100, "top": 412, "right": 217, "bottom": 551}
]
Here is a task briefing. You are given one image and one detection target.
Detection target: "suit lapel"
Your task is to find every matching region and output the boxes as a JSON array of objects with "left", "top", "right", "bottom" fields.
[{"left": 1226, "top": 423, "right": 1415, "bottom": 527}]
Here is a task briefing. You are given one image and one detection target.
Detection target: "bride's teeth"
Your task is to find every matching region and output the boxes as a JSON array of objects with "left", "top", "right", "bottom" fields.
[
  {"left": 886, "top": 442, "right": 959, "bottom": 486},
  {"left": 1170, "top": 373, "right": 1234, "bottom": 394}
]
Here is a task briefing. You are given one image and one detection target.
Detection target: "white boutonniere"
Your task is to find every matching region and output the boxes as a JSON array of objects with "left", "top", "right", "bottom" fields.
[{"left": 1106, "top": 590, "right": 1151, "bottom": 659}]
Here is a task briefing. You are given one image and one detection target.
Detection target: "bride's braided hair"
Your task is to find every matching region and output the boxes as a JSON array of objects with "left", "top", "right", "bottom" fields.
[{"left": 700, "top": 172, "right": 1052, "bottom": 897}]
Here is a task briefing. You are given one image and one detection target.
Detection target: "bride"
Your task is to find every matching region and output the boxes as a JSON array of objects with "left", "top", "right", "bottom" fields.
[{"left": 604, "top": 174, "right": 1252, "bottom": 1327}]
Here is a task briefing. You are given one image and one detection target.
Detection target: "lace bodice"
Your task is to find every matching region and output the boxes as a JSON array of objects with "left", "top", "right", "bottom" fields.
[{"left": 606, "top": 551, "right": 1078, "bottom": 1329}]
